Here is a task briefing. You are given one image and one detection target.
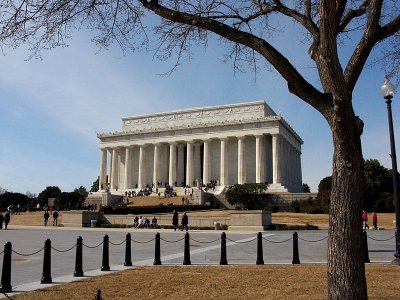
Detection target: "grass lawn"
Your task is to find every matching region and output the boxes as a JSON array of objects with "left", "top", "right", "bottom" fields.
[
  {"left": 12, "top": 264, "right": 400, "bottom": 299},
  {"left": 8, "top": 211, "right": 398, "bottom": 299}
]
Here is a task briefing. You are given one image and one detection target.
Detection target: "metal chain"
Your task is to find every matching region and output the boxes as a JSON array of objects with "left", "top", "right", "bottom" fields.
[
  {"left": 83, "top": 241, "right": 104, "bottom": 249},
  {"left": 109, "top": 239, "right": 126, "bottom": 246},
  {"left": 262, "top": 236, "right": 293, "bottom": 243},
  {"left": 160, "top": 237, "right": 185, "bottom": 243},
  {"left": 367, "top": 235, "right": 395, "bottom": 242},
  {"left": 190, "top": 237, "right": 221, "bottom": 244},
  {"left": 226, "top": 237, "right": 256, "bottom": 243},
  {"left": 12, "top": 246, "right": 45, "bottom": 256},
  {"left": 131, "top": 237, "right": 155, "bottom": 244},
  {"left": 51, "top": 244, "right": 77, "bottom": 253},
  {"left": 298, "top": 236, "right": 328, "bottom": 242}
]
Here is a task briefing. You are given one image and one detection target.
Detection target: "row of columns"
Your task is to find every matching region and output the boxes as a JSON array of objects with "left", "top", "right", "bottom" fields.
[{"left": 99, "top": 134, "right": 301, "bottom": 192}]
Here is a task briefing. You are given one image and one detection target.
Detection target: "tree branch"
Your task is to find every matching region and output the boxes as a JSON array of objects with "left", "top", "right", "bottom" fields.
[
  {"left": 377, "top": 15, "right": 400, "bottom": 41},
  {"left": 338, "top": 0, "right": 369, "bottom": 33},
  {"left": 139, "top": 0, "right": 330, "bottom": 114},
  {"left": 344, "top": 0, "right": 383, "bottom": 91}
]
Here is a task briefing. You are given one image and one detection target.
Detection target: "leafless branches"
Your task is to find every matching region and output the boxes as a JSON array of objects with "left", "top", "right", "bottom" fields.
[{"left": 0, "top": 1, "right": 398, "bottom": 99}]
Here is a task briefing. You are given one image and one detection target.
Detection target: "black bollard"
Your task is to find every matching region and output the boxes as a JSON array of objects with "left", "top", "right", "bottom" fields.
[
  {"left": 124, "top": 233, "right": 132, "bottom": 267},
  {"left": 1, "top": 242, "right": 12, "bottom": 293},
  {"left": 74, "top": 236, "right": 84, "bottom": 277},
  {"left": 292, "top": 232, "right": 300, "bottom": 264},
  {"left": 95, "top": 289, "right": 102, "bottom": 300},
  {"left": 101, "top": 235, "right": 110, "bottom": 271},
  {"left": 153, "top": 233, "right": 161, "bottom": 265},
  {"left": 220, "top": 232, "right": 228, "bottom": 265},
  {"left": 183, "top": 232, "right": 191, "bottom": 265},
  {"left": 41, "top": 239, "right": 52, "bottom": 284},
  {"left": 363, "top": 230, "right": 370, "bottom": 263},
  {"left": 256, "top": 232, "right": 264, "bottom": 265}
]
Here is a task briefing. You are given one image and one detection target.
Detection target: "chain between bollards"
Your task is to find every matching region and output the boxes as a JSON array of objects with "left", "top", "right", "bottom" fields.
[
  {"left": 1, "top": 242, "right": 12, "bottom": 293},
  {"left": 124, "top": 233, "right": 132, "bottom": 267},
  {"left": 292, "top": 232, "right": 300, "bottom": 264},
  {"left": 101, "top": 235, "right": 110, "bottom": 271},
  {"left": 74, "top": 236, "right": 84, "bottom": 277},
  {"left": 220, "top": 232, "right": 228, "bottom": 265},
  {"left": 41, "top": 239, "right": 52, "bottom": 284},
  {"left": 153, "top": 233, "right": 161, "bottom": 265}
]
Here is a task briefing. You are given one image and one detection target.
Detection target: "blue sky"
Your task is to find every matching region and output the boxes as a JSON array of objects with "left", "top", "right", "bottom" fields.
[{"left": 0, "top": 20, "right": 398, "bottom": 194}]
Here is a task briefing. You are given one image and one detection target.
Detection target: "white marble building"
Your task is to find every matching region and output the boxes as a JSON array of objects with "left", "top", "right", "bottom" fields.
[{"left": 97, "top": 101, "right": 303, "bottom": 193}]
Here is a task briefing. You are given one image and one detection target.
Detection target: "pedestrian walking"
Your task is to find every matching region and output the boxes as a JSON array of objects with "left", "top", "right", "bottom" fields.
[
  {"left": 362, "top": 210, "right": 369, "bottom": 230},
  {"left": 172, "top": 210, "right": 179, "bottom": 231},
  {"left": 53, "top": 210, "right": 59, "bottom": 226},
  {"left": 181, "top": 212, "right": 189, "bottom": 231},
  {"left": 4, "top": 211, "right": 10, "bottom": 230},
  {"left": 0, "top": 212, "right": 3, "bottom": 229},
  {"left": 44, "top": 211, "right": 50, "bottom": 226},
  {"left": 372, "top": 211, "right": 378, "bottom": 230}
]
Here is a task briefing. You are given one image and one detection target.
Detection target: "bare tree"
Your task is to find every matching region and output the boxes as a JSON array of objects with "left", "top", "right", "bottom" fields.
[{"left": 1, "top": 1, "right": 399, "bottom": 298}]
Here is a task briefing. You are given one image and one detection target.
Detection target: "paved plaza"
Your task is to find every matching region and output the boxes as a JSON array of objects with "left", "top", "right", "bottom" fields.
[{"left": 0, "top": 226, "right": 396, "bottom": 298}]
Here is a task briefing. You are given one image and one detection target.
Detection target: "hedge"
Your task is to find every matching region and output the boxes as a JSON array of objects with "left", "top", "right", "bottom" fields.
[{"left": 99, "top": 204, "right": 212, "bottom": 215}]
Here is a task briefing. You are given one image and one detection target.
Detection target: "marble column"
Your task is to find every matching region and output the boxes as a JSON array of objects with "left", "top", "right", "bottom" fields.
[
  {"left": 297, "top": 149, "right": 303, "bottom": 191},
  {"left": 169, "top": 142, "right": 177, "bottom": 186},
  {"left": 111, "top": 148, "right": 119, "bottom": 190},
  {"left": 238, "top": 137, "right": 246, "bottom": 184},
  {"left": 138, "top": 145, "right": 146, "bottom": 189},
  {"left": 220, "top": 138, "right": 228, "bottom": 186},
  {"left": 99, "top": 149, "right": 107, "bottom": 191},
  {"left": 203, "top": 139, "right": 211, "bottom": 184},
  {"left": 290, "top": 145, "right": 295, "bottom": 190},
  {"left": 282, "top": 139, "right": 288, "bottom": 186},
  {"left": 177, "top": 144, "right": 185, "bottom": 186},
  {"left": 153, "top": 143, "right": 160, "bottom": 186},
  {"left": 124, "top": 147, "right": 132, "bottom": 190},
  {"left": 194, "top": 143, "right": 201, "bottom": 186},
  {"left": 272, "top": 134, "right": 281, "bottom": 184},
  {"left": 186, "top": 141, "right": 194, "bottom": 187},
  {"left": 255, "top": 135, "right": 265, "bottom": 183}
]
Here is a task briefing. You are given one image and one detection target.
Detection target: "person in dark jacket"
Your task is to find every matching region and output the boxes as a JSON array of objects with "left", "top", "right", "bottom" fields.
[
  {"left": 172, "top": 210, "right": 179, "bottom": 231},
  {"left": 44, "top": 211, "right": 50, "bottom": 226},
  {"left": 0, "top": 212, "right": 3, "bottom": 229},
  {"left": 181, "top": 212, "right": 189, "bottom": 231},
  {"left": 4, "top": 211, "right": 10, "bottom": 230},
  {"left": 53, "top": 210, "right": 59, "bottom": 226}
]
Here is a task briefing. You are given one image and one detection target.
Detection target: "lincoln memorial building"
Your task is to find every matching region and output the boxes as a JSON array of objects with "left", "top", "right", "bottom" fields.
[{"left": 97, "top": 100, "right": 303, "bottom": 195}]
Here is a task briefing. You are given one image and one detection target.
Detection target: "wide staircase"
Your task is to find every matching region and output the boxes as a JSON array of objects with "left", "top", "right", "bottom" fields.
[{"left": 125, "top": 195, "right": 194, "bottom": 207}]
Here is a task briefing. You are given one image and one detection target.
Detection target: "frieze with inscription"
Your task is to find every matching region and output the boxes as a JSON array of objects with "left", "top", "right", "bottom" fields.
[{"left": 122, "top": 102, "right": 272, "bottom": 132}]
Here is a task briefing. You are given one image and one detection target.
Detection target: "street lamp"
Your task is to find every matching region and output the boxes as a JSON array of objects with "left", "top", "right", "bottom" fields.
[{"left": 380, "top": 76, "right": 400, "bottom": 264}]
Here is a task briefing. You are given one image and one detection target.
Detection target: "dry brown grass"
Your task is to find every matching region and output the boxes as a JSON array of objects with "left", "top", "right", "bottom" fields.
[
  {"left": 12, "top": 264, "right": 400, "bottom": 300},
  {"left": 272, "top": 212, "right": 396, "bottom": 230},
  {"left": 9, "top": 211, "right": 396, "bottom": 230}
]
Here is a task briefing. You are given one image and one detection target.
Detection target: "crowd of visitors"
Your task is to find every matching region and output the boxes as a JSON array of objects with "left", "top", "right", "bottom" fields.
[{"left": 133, "top": 215, "right": 158, "bottom": 229}]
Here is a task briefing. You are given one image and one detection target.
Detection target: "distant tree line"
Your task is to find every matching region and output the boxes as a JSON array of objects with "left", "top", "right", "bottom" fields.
[
  {"left": 292, "top": 159, "right": 396, "bottom": 214},
  {"left": 0, "top": 184, "right": 90, "bottom": 211}
]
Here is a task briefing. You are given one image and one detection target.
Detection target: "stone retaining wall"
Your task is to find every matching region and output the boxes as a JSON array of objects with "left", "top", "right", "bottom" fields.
[{"left": 62, "top": 210, "right": 271, "bottom": 230}]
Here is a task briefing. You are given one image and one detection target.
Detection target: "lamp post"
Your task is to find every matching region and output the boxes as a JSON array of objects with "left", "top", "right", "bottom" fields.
[{"left": 380, "top": 77, "right": 400, "bottom": 264}]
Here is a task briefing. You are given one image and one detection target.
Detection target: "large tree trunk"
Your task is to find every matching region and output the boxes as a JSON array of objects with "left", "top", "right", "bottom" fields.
[{"left": 327, "top": 98, "right": 367, "bottom": 299}]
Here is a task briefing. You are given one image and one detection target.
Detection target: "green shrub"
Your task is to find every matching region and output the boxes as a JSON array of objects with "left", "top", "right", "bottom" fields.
[{"left": 99, "top": 204, "right": 212, "bottom": 215}]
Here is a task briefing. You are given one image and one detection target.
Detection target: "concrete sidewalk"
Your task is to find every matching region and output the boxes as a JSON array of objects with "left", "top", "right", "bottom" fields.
[{"left": 0, "top": 226, "right": 395, "bottom": 298}]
